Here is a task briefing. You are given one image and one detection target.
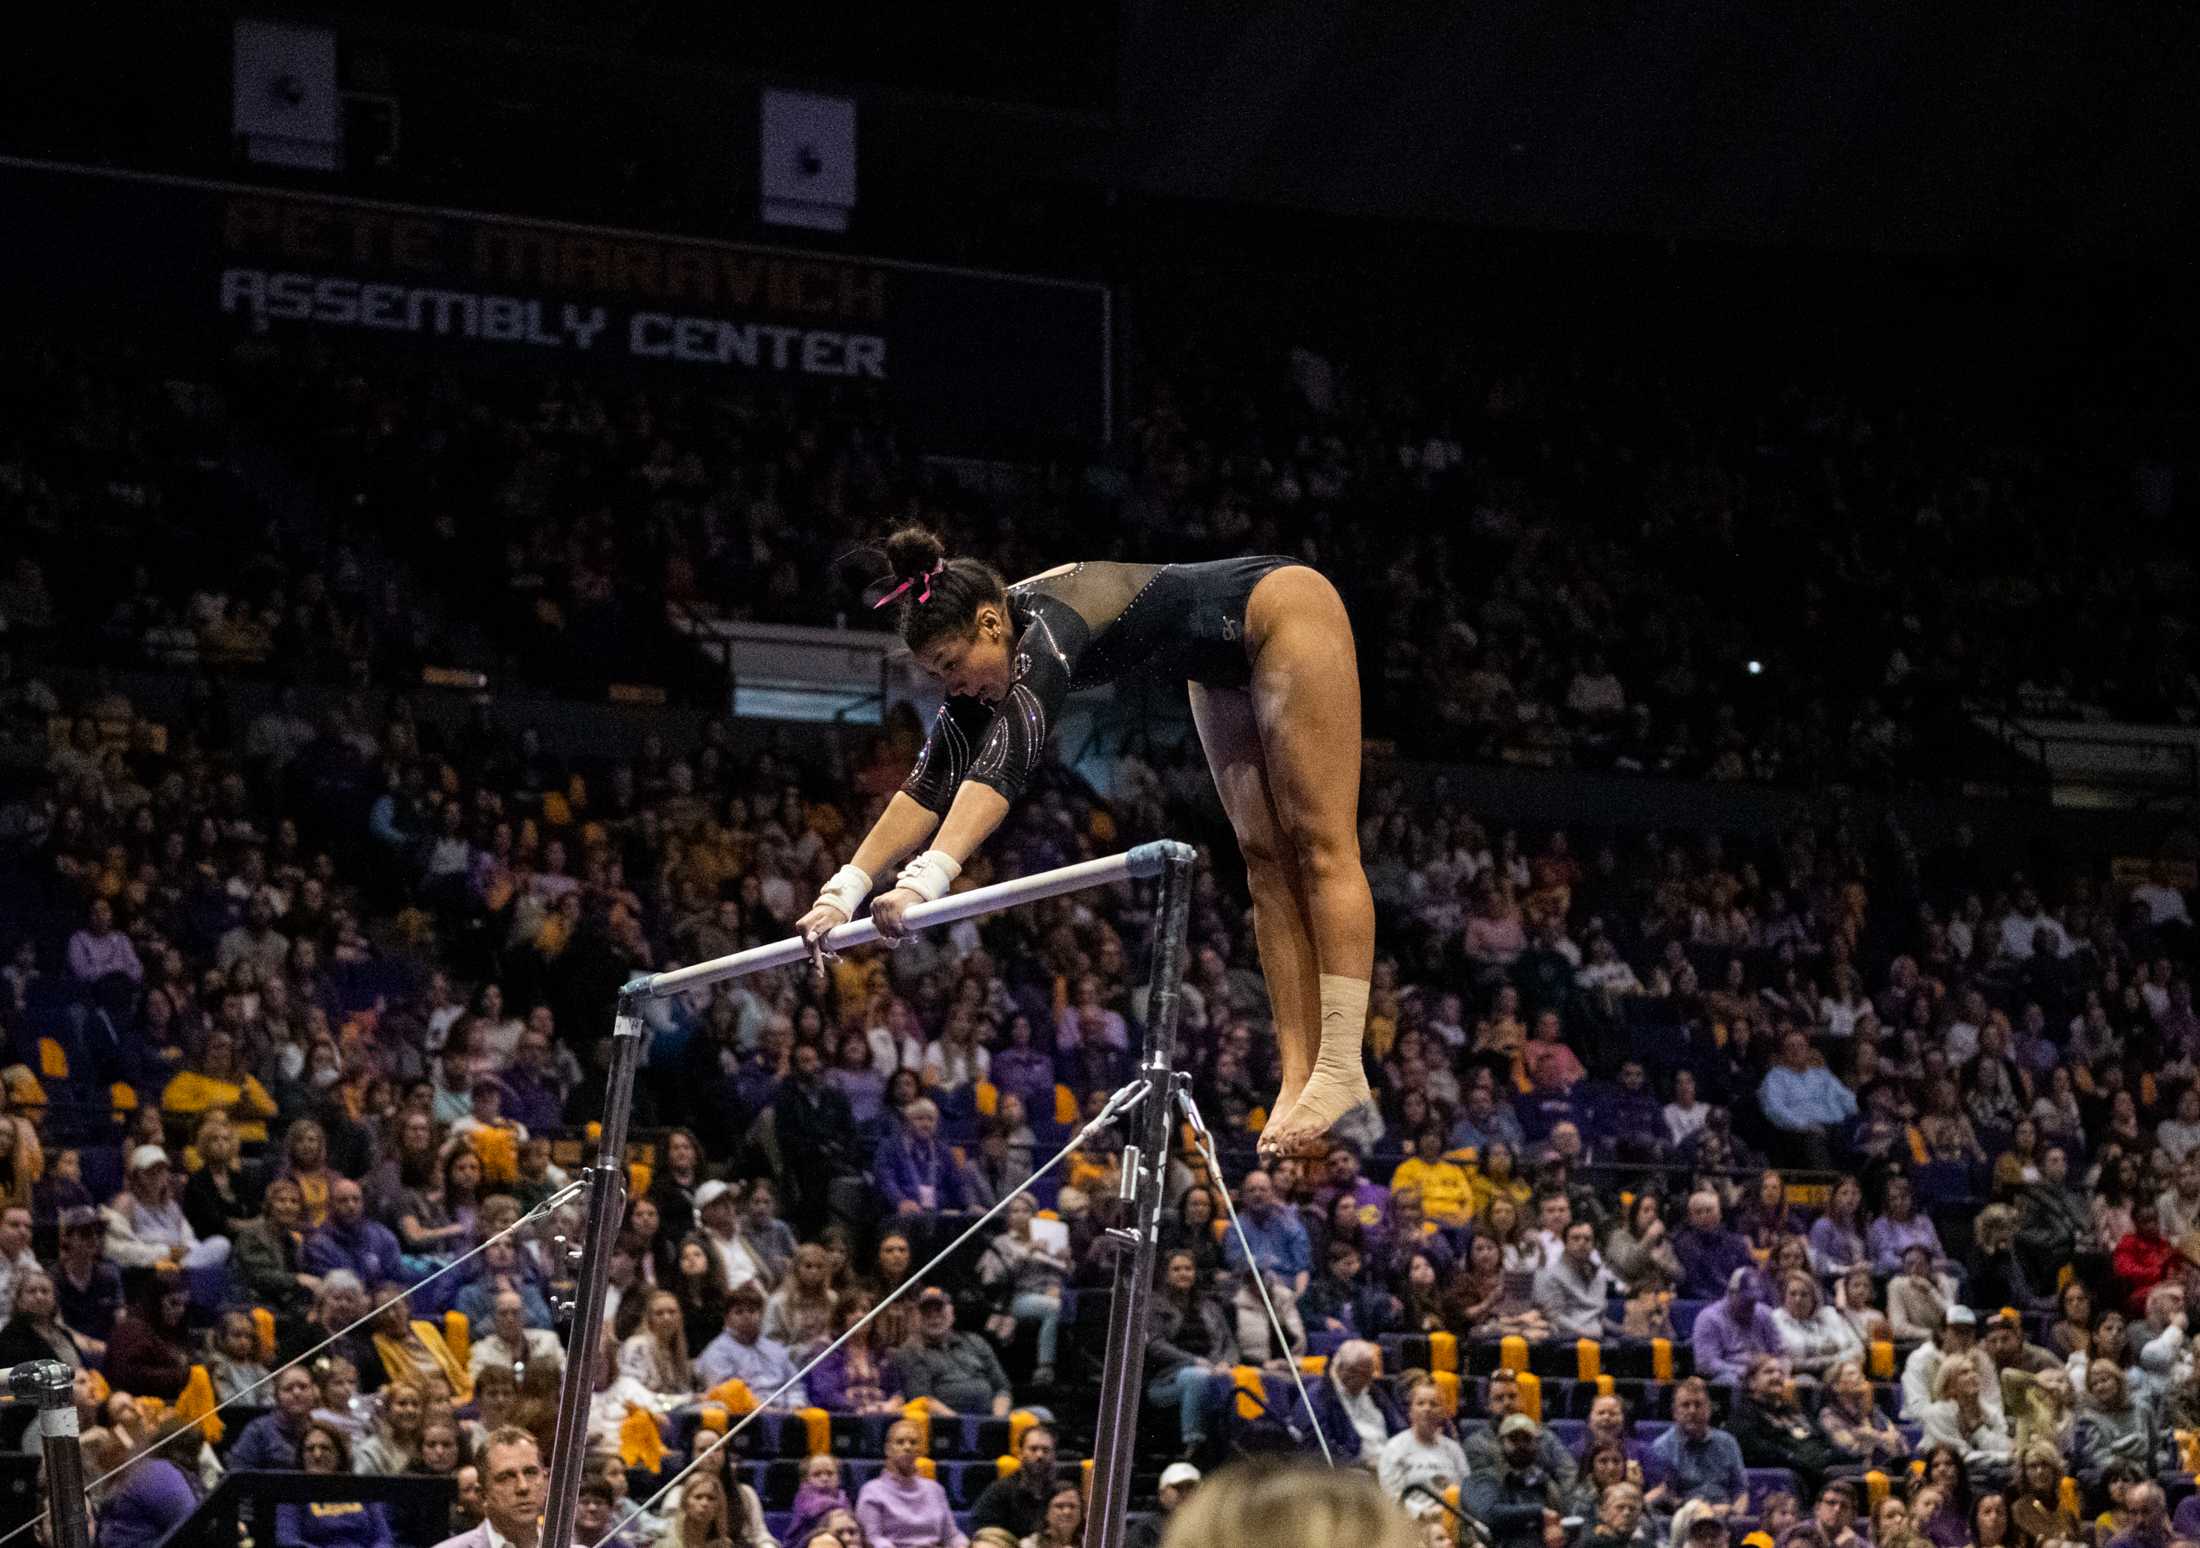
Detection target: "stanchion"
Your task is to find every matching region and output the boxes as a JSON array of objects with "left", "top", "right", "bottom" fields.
[
  {"left": 1083, "top": 842, "right": 1196, "bottom": 1548},
  {"left": 538, "top": 1007, "right": 647, "bottom": 1548},
  {"left": 6, "top": 1361, "right": 91, "bottom": 1548}
]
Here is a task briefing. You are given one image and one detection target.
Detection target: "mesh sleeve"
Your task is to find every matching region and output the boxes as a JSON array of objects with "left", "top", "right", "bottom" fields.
[{"left": 900, "top": 697, "right": 994, "bottom": 815}]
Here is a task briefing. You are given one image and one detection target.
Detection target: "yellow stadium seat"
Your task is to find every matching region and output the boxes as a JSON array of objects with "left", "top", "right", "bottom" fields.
[
  {"left": 1517, "top": 1371, "right": 1543, "bottom": 1422},
  {"left": 1232, "top": 1365, "right": 1264, "bottom": 1420}
]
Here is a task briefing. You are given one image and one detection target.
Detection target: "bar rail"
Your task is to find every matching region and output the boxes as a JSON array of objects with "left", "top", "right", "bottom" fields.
[{"left": 626, "top": 841, "right": 1194, "bottom": 998}]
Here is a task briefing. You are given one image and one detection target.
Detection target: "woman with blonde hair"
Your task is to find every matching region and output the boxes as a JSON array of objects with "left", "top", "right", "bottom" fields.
[
  {"left": 2003, "top": 1364, "right": 2077, "bottom": 1456},
  {"left": 350, "top": 1379, "right": 426, "bottom": 1474},
  {"left": 658, "top": 1469, "right": 734, "bottom": 1548},
  {"left": 1163, "top": 1457, "right": 1420, "bottom": 1548},
  {"left": 763, "top": 1242, "right": 838, "bottom": 1355},
  {"left": 1772, "top": 1272, "right": 1863, "bottom": 1381},
  {"left": 620, "top": 1289, "right": 696, "bottom": 1399},
  {"left": 2007, "top": 1443, "right": 2082, "bottom": 1548},
  {"left": 1919, "top": 1357, "right": 2014, "bottom": 1475}
]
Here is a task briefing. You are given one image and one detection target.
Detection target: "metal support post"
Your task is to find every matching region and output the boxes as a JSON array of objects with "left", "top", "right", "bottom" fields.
[
  {"left": 7, "top": 1360, "right": 92, "bottom": 1548},
  {"left": 539, "top": 1002, "right": 648, "bottom": 1548},
  {"left": 1083, "top": 841, "right": 1196, "bottom": 1548}
]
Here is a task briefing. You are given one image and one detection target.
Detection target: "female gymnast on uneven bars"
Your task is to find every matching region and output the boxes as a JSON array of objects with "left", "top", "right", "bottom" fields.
[{"left": 795, "top": 525, "right": 1376, "bottom": 1158}]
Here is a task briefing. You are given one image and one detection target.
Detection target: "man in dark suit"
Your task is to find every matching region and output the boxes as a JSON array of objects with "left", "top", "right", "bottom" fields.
[{"left": 1309, "top": 1339, "right": 1405, "bottom": 1463}]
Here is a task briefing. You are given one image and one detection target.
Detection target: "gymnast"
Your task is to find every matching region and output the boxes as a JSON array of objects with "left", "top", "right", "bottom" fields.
[{"left": 796, "top": 525, "right": 1376, "bottom": 1157}]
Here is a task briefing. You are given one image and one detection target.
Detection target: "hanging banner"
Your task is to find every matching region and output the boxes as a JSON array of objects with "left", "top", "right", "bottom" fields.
[{"left": 0, "top": 156, "right": 1110, "bottom": 450}]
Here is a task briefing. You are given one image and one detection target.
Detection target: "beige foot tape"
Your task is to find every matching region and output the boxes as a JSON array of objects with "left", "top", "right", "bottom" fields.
[{"left": 1260, "top": 975, "right": 1371, "bottom": 1158}]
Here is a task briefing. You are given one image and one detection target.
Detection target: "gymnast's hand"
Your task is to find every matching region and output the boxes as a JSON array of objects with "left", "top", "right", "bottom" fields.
[
  {"left": 869, "top": 887, "right": 924, "bottom": 939},
  {"left": 796, "top": 902, "right": 849, "bottom": 978}
]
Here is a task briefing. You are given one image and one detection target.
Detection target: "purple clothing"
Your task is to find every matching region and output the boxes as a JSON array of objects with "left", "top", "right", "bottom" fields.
[
  {"left": 302, "top": 1217, "right": 406, "bottom": 1287},
  {"left": 1672, "top": 1225, "right": 1756, "bottom": 1301},
  {"left": 228, "top": 1410, "right": 307, "bottom": 1470},
  {"left": 989, "top": 1047, "right": 1058, "bottom": 1108},
  {"left": 873, "top": 1132, "right": 975, "bottom": 1213},
  {"left": 1691, "top": 1297, "right": 1785, "bottom": 1383},
  {"left": 1808, "top": 1215, "right": 1868, "bottom": 1275},
  {"left": 1866, "top": 1213, "right": 1945, "bottom": 1276},
  {"left": 65, "top": 927, "right": 142, "bottom": 982},
  {"left": 498, "top": 1069, "right": 562, "bottom": 1133},
  {"left": 789, "top": 1482, "right": 855, "bottom": 1548},
  {"left": 273, "top": 1500, "right": 397, "bottom": 1548},
  {"left": 809, "top": 1342, "right": 900, "bottom": 1412},
  {"left": 94, "top": 1457, "right": 195, "bottom": 1548},
  {"left": 856, "top": 1471, "right": 968, "bottom": 1548}
]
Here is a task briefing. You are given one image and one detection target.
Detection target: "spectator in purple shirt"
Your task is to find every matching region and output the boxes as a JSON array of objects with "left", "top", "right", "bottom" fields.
[
  {"left": 874, "top": 1098, "right": 976, "bottom": 1215},
  {"left": 855, "top": 1418, "right": 967, "bottom": 1548},
  {"left": 304, "top": 1177, "right": 405, "bottom": 1288},
  {"left": 1866, "top": 1174, "right": 1947, "bottom": 1276},
  {"left": 1315, "top": 1141, "right": 1391, "bottom": 1225},
  {"left": 988, "top": 1013, "right": 1058, "bottom": 1111},
  {"left": 65, "top": 897, "right": 142, "bottom": 983},
  {"left": 1693, "top": 1267, "right": 1788, "bottom": 1384},
  {"left": 497, "top": 1024, "right": 565, "bottom": 1134},
  {"left": 1672, "top": 1190, "right": 1757, "bottom": 1301}
]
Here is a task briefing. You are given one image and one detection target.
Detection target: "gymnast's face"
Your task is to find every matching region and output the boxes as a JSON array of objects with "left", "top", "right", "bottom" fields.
[{"left": 916, "top": 607, "right": 1014, "bottom": 703}]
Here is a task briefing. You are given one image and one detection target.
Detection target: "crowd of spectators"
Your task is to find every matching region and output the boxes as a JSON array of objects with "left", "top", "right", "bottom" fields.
[
  {"left": 0, "top": 304, "right": 2194, "bottom": 1548},
  {"left": 0, "top": 556, "right": 2194, "bottom": 1548},
  {"left": 10, "top": 312, "right": 2195, "bottom": 793}
]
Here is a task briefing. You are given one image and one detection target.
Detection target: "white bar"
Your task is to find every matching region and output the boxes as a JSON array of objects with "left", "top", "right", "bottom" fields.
[{"left": 627, "top": 840, "right": 1192, "bottom": 1000}]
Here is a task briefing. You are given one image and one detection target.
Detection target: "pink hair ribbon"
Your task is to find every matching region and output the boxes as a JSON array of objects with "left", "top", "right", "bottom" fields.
[{"left": 872, "top": 561, "right": 944, "bottom": 609}]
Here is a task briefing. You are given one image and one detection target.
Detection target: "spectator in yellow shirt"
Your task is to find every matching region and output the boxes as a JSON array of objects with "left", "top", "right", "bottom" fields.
[
  {"left": 1389, "top": 1124, "right": 1475, "bottom": 1228},
  {"left": 160, "top": 1030, "right": 280, "bottom": 1144}
]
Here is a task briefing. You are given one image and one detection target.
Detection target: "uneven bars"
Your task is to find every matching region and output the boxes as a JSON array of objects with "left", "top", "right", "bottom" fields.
[{"left": 626, "top": 840, "right": 1194, "bottom": 1000}]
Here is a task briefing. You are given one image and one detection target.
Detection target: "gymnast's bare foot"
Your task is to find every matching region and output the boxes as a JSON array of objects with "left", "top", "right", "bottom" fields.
[
  {"left": 1257, "top": 1083, "right": 1305, "bottom": 1158},
  {"left": 1260, "top": 1070, "right": 1373, "bottom": 1160}
]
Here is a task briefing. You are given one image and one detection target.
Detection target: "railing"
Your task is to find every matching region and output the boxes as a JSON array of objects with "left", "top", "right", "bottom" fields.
[{"left": 1985, "top": 711, "right": 2200, "bottom": 806}]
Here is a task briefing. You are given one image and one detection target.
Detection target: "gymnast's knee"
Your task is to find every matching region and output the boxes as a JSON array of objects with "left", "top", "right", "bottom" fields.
[{"left": 1285, "top": 822, "right": 1361, "bottom": 892}]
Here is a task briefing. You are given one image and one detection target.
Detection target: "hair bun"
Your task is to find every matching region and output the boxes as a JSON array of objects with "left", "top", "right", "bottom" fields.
[{"left": 884, "top": 525, "right": 946, "bottom": 583}]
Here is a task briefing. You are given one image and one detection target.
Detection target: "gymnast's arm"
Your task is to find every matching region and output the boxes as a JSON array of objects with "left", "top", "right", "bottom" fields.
[
  {"left": 847, "top": 793, "right": 944, "bottom": 880},
  {"left": 868, "top": 781, "right": 1011, "bottom": 936},
  {"left": 794, "top": 792, "right": 939, "bottom": 949}
]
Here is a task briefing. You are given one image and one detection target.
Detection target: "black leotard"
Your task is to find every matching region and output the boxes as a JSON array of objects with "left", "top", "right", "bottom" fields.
[{"left": 902, "top": 555, "right": 1297, "bottom": 812}]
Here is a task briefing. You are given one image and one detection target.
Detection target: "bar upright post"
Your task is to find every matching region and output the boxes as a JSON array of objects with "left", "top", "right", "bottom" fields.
[
  {"left": 1083, "top": 841, "right": 1196, "bottom": 1548},
  {"left": 7, "top": 1360, "right": 92, "bottom": 1548},
  {"left": 540, "top": 1000, "right": 648, "bottom": 1548}
]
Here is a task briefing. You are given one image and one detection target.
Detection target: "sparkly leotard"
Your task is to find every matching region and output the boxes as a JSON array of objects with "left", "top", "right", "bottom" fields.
[{"left": 902, "top": 555, "right": 1297, "bottom": 811}]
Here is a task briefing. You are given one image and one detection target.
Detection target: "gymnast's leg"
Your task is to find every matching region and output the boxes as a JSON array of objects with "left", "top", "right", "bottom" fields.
[
  {"left": 1244, "top": 565, "right": 1376, "bottom": 1155},
  {"left": 1188, "top": 681, "right": 1323, "bottom": 1140}
]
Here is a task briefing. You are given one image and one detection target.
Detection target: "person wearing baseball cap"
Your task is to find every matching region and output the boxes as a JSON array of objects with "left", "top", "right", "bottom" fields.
[
  {"left": 1465, "top": 1410, "right": 1565, "bottom": 1548},
  {"left": 1900, "top": 1304, "right": 2002, "bottom": 1424},
  {"left": 105, "top": 1144, "right": 232, "bottom": 1276},
  {"left": 899, "top": 1286, "right": 1013, "bottom": 1417},
  {"left": 1126, "top": 1462, "right": 1200, "bottom": 1548}
]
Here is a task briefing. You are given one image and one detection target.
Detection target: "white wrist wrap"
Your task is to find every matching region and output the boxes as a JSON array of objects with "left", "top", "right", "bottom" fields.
[
  {"left": 895, "top": 849, "right": 962, "bottom": 904},
  {"left": 816, "top": 864, "right": 873, "bottom": 918}
]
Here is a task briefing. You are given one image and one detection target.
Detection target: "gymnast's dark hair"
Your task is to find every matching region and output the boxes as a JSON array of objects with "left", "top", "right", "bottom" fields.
[{"left": 881, "top": 525, "right": 1008, "bottom": 653}]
